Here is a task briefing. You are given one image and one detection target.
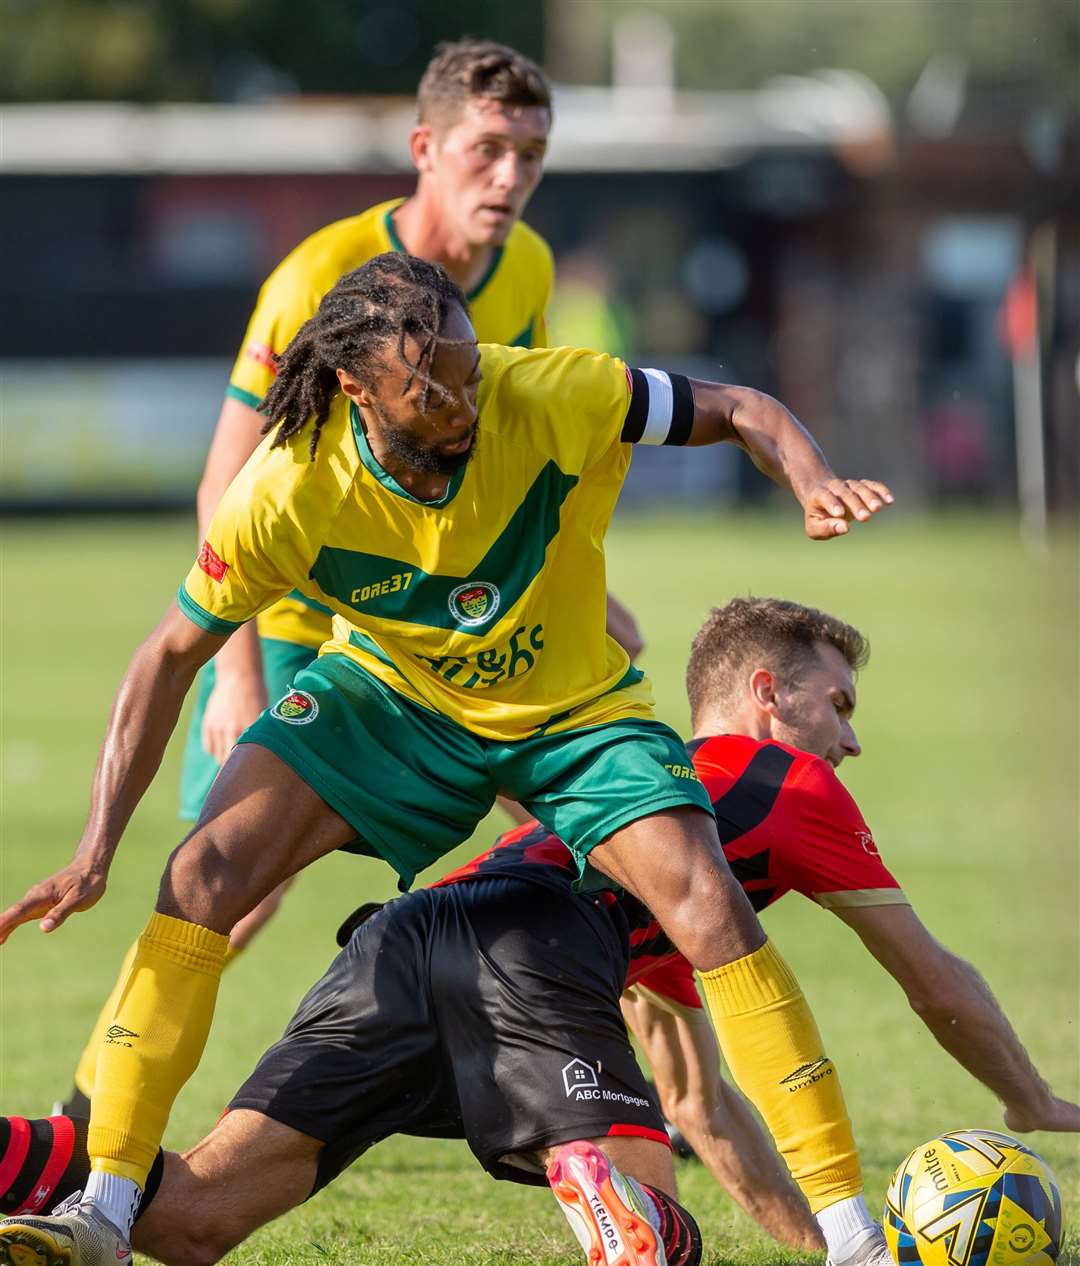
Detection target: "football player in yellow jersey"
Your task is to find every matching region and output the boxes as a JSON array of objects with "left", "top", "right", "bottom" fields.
[
  {"left": 52, "top": 38, "right": 630, "bottom": 1117},
  {"left": 0, "top": 254, "right": 896, "bottom": 1265},
  {"left": 188, "top": 39, "right": 557, "bottom": 826}
]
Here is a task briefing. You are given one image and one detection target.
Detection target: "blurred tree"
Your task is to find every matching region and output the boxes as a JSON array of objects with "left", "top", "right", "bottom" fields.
[
  {"left": 0, "top": 0, "right": 543, "bottom": 102},
  {"left": 547, "top": 0, "right": 1079, "bottom": 113}
]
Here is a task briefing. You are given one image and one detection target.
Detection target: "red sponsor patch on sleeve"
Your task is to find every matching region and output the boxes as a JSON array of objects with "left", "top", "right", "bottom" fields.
[
  {"left": 197, "top": 541, "right": 229, "bottom": 583},
  {"left": 244, "top": 341, "right": 280, "bottom": 375}
]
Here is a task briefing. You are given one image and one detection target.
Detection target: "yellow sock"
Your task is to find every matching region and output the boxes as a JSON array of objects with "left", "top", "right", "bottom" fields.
[
  {"left": 74, "top": 941, "right": 139, "bottom": 1099},
  {"left": 76, "top": 935, "right": 242, "bottom": 1100},
  {"left": 698, "top": 938, "right": 862, "bottom": 1214},
  {"left": 87, "top": 912, "right": 229, "bottom": 1184}
]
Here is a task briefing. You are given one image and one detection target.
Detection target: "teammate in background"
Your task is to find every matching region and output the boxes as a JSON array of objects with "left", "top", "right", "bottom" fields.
[
  {"left": 0, "top": 869, "right": 705, "bottom": 1266},
  {"left": 449, "top": 596, "right": 1080, "bottom": 1247},
  {"left": 0, "top": 257, "right": 895, "bottom": 1266},
  {"left": 58, "top": 37, "right": 641, "bottom": 1117}
]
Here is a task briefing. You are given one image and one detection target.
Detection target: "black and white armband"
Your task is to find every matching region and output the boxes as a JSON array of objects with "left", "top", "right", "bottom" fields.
[{"left": 621, "top": 368, "right": 695, "bottom": 445}]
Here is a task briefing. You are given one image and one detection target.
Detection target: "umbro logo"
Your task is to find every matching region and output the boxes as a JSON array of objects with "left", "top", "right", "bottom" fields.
[
  {"left": 105, "top": 1024, "right": 140, "bottom": 1046},
  {"left": 780, "top": 1058, "right": 834, "bottom": 1091}
]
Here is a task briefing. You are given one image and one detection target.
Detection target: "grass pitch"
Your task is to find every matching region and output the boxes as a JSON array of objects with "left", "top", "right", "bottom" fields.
[{"left": 0, "top": 508, "right": 1076, "bottom": 1265}]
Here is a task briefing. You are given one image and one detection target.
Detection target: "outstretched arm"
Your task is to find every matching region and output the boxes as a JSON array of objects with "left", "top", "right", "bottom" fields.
[
  {"left": 0, "top": 605, "right": 227, "bottom": 944},
  {"left": 687, "top": 379, "right": 894, "bottom": 539},
  {"left": 836, "top": 903, "right": 1080, "bottom": 1132},
  {"left": 621, "top": 985, "right": 823, "bottom": 1250}
]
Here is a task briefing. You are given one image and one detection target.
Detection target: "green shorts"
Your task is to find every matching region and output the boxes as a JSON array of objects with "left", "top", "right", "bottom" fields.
[
  {"left": 179, "top": 637, "right": 319, "bottom": 821},
  {"left": 239, "top": 652, "right": 712, "bottom": 889}
]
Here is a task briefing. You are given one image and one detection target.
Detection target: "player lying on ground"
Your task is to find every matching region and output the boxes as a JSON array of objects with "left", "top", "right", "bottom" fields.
[
  {"left": 624, "top": 597, "right": 1080, "bottom": 1146},
  {"left": 0, "top": 869, "right": 705, "bottom": 1266},
  {"left": 0, "top": 255, "right": 894, "bottom": 1264},
  {"left": 455, "top": 597, "right": 1079, "bottom": 1242},
  {"left": 59, "top": 40, "right": 645, "bottom": 1116}
]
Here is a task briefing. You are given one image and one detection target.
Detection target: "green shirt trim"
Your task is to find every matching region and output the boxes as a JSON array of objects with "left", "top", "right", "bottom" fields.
[
  {"left": 225, "top": 384, "right": 262, "bottom": 409},
  {"left": 349, "top": 402, "right": 466, "bottom": 508},
  {"left": 383, "top": 206, "right": 504, "bottom": 302},
  {"left": 177, "top": 585, "right": 243, "bottom": 637},
  {"left": 309, "top": 459, "right": 579, "bottom": 637}
]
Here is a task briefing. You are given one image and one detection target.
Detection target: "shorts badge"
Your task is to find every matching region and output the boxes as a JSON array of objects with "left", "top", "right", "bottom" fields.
[
  {"left": 271, "top": 690, "right": 319, "bottom": 725},
  {"left": 448, "top": 581, "right": 500, "bottom": 627}
]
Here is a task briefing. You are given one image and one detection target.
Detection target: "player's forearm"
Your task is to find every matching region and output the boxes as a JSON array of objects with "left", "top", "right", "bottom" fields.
[
  {"left": 211, "top": 617, "right": 264, "bottom": 681},
  {"left": 78, "top": 631, "right": 210, "bottom": 868},
  {"left": 911, "top": 954, "right": 1055, "bottom": 1115},
  {"left": 667, "top": 1084, "right": 822, "bottom": 1251},
  {"left": 699, "top": 383, "right": 834, "bottom": 499}
]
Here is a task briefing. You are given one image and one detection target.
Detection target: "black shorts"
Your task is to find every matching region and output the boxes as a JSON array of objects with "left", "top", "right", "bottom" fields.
[{"left": 229, "top": 875, "right": 668, "bottom": 1192}]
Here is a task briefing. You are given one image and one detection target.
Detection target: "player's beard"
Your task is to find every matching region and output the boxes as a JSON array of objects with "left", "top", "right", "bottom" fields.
[{"left": 378, "top": 410, "right": 480, "bottom": 477}]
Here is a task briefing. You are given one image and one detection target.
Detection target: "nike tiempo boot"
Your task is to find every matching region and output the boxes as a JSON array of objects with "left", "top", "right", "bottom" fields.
[
  {"left": 547, "top": 1140, "right": 667, "bottom": 1266},
  {"left": 0, "top": 1193, "right": 131, "bottom": 1266}
]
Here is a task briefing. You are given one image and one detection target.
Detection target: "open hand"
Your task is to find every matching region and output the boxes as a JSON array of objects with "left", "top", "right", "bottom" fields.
[
  {"left": 801, "top": 478, "right": 894, "bottom": 540},
  {"left": 0, "top": 860, "right": 107, "bottom": 944}
]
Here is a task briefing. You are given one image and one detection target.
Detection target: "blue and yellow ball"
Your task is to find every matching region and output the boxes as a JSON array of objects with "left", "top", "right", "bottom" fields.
[{"left": 883, "top": 1130, "right": 1063, "bottom": 1266}]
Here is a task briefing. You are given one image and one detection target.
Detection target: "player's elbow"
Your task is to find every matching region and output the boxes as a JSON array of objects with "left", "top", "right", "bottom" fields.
[
  {"left": 904, "top": 964, "right": 968, "bottom": 1025},
  {"left": 663, "top": 1083, "right": 735, "bottom": 1160},
  {"left": 660, "top": 1083, "right": 710, "bottom": 1145}
]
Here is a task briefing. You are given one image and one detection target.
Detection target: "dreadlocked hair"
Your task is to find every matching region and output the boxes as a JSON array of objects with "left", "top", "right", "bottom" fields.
[{"left": 258, "top": 252, "right": 469, "bottom": 458}]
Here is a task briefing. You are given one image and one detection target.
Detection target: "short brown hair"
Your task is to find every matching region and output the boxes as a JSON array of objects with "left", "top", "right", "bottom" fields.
[
  {"left": 417, "top": 39, "right": 551, "bottom": 128},
  {"left": 686, "top": 597, "right": 870, "bottom": 722}
]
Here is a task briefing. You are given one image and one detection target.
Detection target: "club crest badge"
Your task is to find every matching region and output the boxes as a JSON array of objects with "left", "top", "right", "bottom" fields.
[
  {"left": 271, "top": 690, "right": 319, "bottom": 725},
  {"left": 448, "top": 581, "right": 500, "bottom": 627}
]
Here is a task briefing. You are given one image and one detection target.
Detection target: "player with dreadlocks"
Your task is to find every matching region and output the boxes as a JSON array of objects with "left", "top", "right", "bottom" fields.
[
  {"left": 261, "top": 255, "right": 474, "bottom": 461},
  {"left": 54, "top": 37, "right": 642, "bottom": 1124},
  {"left": 1, "top": 253, "right": 895, "bottom": 1266}
]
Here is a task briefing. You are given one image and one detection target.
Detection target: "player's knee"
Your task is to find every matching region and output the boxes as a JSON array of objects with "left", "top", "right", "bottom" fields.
[
  {"left": 660, "top": 874, "right": 764, "bottom": 970},
  {"left": 150, "top": 1213, "right": 246, "bottom": 1266},
  {"left": 157, "top": 831, "right": 254, "bottom": 932},
  {"left": 154, "top": 1233, "right": 232, "bottom": 1266}
]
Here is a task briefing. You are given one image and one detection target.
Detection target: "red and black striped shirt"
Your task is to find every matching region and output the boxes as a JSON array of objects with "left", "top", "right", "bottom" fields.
[{"left": 434, "top": 735, "right": 906, "bottom": 1010}]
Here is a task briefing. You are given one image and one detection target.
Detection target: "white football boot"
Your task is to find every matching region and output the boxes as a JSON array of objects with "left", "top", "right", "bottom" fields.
[
  {"left": 827, "top": 1227, "right": 895, "bottom": 1266},
  {"left": 0, "top": 1192, "right": 132, "bottom": 1265}
]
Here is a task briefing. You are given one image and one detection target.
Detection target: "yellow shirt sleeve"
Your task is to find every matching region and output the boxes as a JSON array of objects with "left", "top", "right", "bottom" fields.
[
  {"left": 529, "top": 243, "right": 554, "bottom": 349},
  {"left": 481, "top": 344, "right": 631, "bottom": 474},
  {"left": 226, "top": 262, "right": 324, "bottom": 408},
  {"left": 178, "top": 414, "right": 355, "bottom": 633}
]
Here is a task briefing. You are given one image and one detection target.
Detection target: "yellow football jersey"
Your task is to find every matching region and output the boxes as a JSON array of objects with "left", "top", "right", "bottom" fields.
[
  {"left": 182, "top": 344, "right": 673, "bottom": 741},
  {"left": 224, "top": 198, "right": 553, "bottom": 650}
]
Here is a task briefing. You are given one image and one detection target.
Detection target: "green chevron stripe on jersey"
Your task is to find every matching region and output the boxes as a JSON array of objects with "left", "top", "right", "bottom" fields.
[{"left": 308, "top": 460, "right": 579, "bottom": 636}]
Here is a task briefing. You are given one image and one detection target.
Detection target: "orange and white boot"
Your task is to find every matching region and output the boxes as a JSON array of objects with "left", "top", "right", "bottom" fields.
[{"left": 546, "top": 1141, "right": 666, "bottom": 1266}]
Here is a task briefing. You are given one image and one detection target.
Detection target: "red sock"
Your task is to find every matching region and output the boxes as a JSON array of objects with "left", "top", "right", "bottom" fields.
[
  {"left": 0, "top": 1116, "right": 85, "bottom": 1216},
  {"left": 640, "top": 1184, "right": 702, "bottom": 1266}
]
